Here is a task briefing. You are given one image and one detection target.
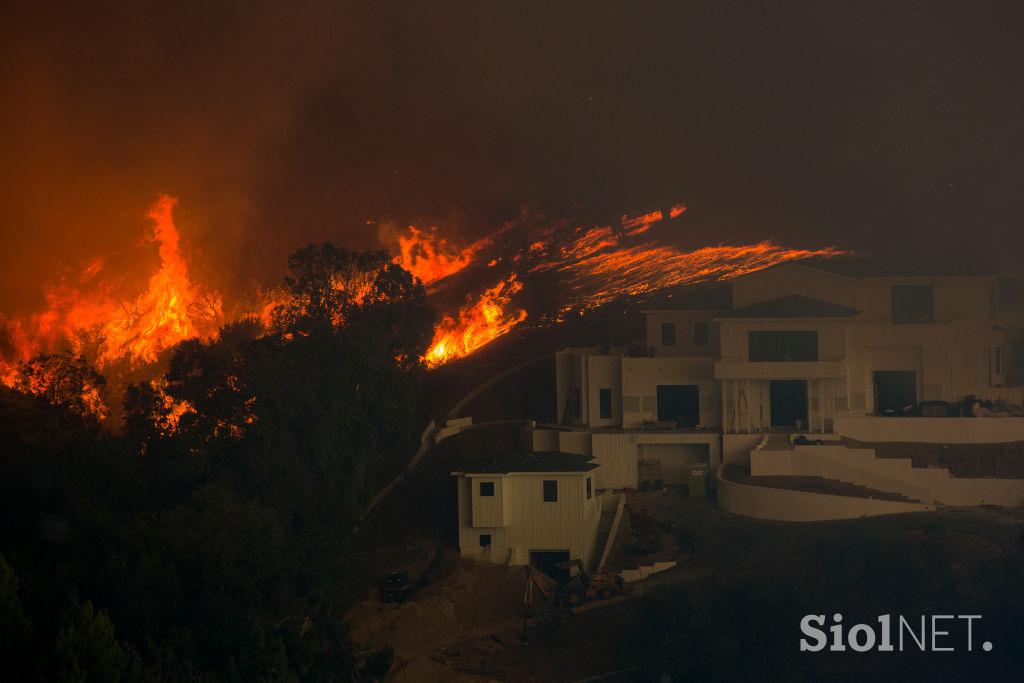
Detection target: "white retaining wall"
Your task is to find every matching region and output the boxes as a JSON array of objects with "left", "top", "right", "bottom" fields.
[{"left": 716, "top": 464, "right": 930, "bottom": 522}]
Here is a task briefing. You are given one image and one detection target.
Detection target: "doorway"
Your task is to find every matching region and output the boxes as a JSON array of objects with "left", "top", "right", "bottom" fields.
[
  {"left": 656, "top": 385, "right": 700, "bottom": 427},
  {"left": 529, "top": 550, "right": 571, "bottom": 582},
  {"left": 873, "top": 371, "right": 917, "bottom": 416},
  {"left": 770, "top": 380, "right": 808, "bottom": 428}
]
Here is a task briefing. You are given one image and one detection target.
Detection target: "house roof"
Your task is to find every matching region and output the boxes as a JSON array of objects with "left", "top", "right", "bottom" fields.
[
  {"left": 454, "top": 450, "right": 598, "bottom": 475},
  {"left": 724, "top": 294, "right": 860, "bottom": 318},
  {"left": 774, "top": 255, "right": 1000, "bottom": 279}
]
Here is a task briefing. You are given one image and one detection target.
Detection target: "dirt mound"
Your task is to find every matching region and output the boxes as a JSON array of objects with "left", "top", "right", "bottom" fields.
[
  {"left": 346, "top": 558, "right": 527, "bottom": 658},
  {"left": 347, "top": 598, "right": 462, "bottom": 656},
  {"left": 388, "top": 657, "right": 496, "bottom": 683},
  {"left": 417, "top": 558, "right": 526, "bottom": 629}
]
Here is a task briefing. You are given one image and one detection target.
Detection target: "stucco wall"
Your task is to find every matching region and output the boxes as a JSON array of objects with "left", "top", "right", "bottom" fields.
[
  {"left": 716, "top": 464, "right": 930, "bottom": 521},
  {"left": 621, "top": 356, "right": 719, "bottom": 428},
  {"left": 644, "top": 311, "right": 720, "bottom": 357},
  {"left": 730, "top": 265, "right": 860, "bottom": 310},
  {"left": 723, "top": 433, "right": 764, "bottom": 466},
  {"left": 586, "top": 355, "right": 623, "bottom": 427}
]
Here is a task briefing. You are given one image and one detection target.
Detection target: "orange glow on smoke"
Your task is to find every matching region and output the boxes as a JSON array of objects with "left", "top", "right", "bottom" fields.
[
  {"left": 423, "top": 274, "right": 527, "bottom": 367},
  {"left": 1, "top": 195, "right": 223, "bottom": 390}
]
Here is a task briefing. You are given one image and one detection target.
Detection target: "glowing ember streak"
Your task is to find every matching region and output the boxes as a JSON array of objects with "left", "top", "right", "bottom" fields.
[
  {"left": 620, "top": 203, "right": 687, "bottom": 235},
  {"left": 556, "top": 241, "right": 848, "bottom": 311},
  {"left": 423, "top": 274, "right": 527, "bottom": 367},
  {"left": 0, "top": 195, "right": 223, "bottom": 387}
]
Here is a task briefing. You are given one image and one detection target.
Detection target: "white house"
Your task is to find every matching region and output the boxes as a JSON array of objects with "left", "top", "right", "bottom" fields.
[
  {"left": 457, "top": 262, "right": 1024, "bottom": 557},
  {"left": 451, "top": 450, "right": 604, "bottom": 575},
  {"left": 716, "top": 264, "right": 1024, "bottom": 455}
]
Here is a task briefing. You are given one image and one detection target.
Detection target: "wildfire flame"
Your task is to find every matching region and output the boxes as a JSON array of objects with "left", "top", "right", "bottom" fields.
[
  {"left": 1, "top": 194, "right": 848, "bottom": 410},
  {"left": 423, "top": 274, "right": 527, "bottom": 367},
  {"left": 1, "top": 196, "right": 223, "bottom": 390},
  {"left": 386, "top": 224, "right": 505, "bottom": 287}
]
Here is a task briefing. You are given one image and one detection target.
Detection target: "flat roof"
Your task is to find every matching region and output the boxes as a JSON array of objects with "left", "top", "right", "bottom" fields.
[{"left": 453, "top": 450, "right": 598, "bottom": 475}]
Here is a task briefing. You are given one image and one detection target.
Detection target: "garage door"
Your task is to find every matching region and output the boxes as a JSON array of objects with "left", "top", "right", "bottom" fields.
[{"left": 637, "top": 443, "right": 709, "bottom": 485}]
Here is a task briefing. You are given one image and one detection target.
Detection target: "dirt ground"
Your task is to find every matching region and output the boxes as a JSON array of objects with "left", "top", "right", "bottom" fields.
[
  {"left": 408, "top": 493, "right": 1024, "bottom": 681},
  {"left": 845, "top": 437, "right": 1024, "bottom": 478}
]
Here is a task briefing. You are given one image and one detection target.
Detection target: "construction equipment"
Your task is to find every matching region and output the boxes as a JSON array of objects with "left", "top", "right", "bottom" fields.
[{"left": 524, "top": 559, "right": 624, "bottom": 609}]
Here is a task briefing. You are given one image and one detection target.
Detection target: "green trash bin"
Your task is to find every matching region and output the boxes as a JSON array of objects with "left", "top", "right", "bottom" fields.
[{"left": 688, "top": 464, "right": 708, "bottom": 499}]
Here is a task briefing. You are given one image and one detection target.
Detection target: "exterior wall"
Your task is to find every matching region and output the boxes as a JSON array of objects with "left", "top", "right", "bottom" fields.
[
  {"left": 857, "top": 277, "right": 995, "bottom": 325},
  {"left": 555, "top": 348, "right": 587, "bottom": 425},
  {"left": 723, "top": 433, "right": 764, "bottom": 466},
  {"left": 590, "top": 431, "right": 721, "bottom": 489},
  {"left": 555, "top": 348, "right": 624, "bottom": 427},
  {"left": 469, "top": 476, "right": 506, "bottom": 527},
  {"left": 621, "top": 356, "right": 719, "bottom": 428},
  {"left": 558, "top": 430, "right": 593, "bottom": 456},
  {"left": 835, "top": 416, "right": 1024, "bottom": 444},
  {"left": 716, "top": 464, "right": 930, "bottom": 521},
  {"left": 731, "top": 265, "right": 860, "bottom": 310},
  {"left": 591, "top": 432, "right": 636, "bottom": 490},
  {"left": 457, "top": 472, "right": 602, "bottom": 567},
  {"left": 844, "top": 321, "right": 1019, "bottom": 412},
  {"left": 718, "top": 318, "right": 847, "bottom": 362},
  {"left": 587, "top": 355, "right": 623, "bottom": 427},
  {"left": 643, "top": 311, "right": 721, "bottom": 357},
  {"left": 718, "top": 270, "right": 1021, "bottom": 423}
]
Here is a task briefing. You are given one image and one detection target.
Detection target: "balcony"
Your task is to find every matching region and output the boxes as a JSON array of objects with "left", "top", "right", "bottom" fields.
[{"left": 714, "top": 358, "right": 843, "bottom": 380}]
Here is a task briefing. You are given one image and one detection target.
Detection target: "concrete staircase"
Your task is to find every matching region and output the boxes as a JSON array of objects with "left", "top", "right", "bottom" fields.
[
  {"left": 591, "top": 493, "right": 625, "bottom": 573},
  {"left": 590, "top": 510, "right": 618, "bottom": 573},
  {"left": 752, "top": 442, "right": 939, "bottom": 507}
]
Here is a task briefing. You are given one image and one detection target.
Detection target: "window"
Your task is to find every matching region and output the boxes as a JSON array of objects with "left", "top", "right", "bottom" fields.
[
  {"left": 748, "top": 331, "right": 818, "bottom": 362},
  {"left": 1010, "top": 340, "right": 1024, "bottom": 386},
  {"left": 543, "top": 480, "right": 558, "bottom": 502},
  {"left": 694, "top": 321, "right": 709, "bottom": 347},
  {"left": 570, "top": 387, "right": 581, "bottom": 419},
  {"left": 661, "top": 321, "right": 676, "bottom": 346},
  {"left": 995, "top": 347, "right": 1004, "bottom": 375},
  {"left": 479, "top": 481, "right": 494, "bottom": 497},
  {"left": 586, "top": 477, "right": 592, "bottom": 500},
  {"left": 479, "top": 534, "right": 491, "bottom": 547},
  {"left": 599, "top": 388, "right": 612, "bottom": 419},
  {"left": 891, "top": 285, "right": 934, "bottom": 324}
]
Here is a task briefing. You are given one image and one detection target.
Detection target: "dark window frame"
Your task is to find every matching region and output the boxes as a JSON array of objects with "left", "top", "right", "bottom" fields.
[
  {"left": 570, "top": 387, "right": 581, "bottom": 419},
  {"left": 586, "top": 477, "right": 593, "bottom": 500},
  {"left": 479, "top": 481, "right": 495, "bottom": 497},
  {"left": 891, "top": 284, "right": 935, "bottom": 324},
  {"left": 479, "top": 534, "right": 492, "bottom": 547},
  {"left": 748, "top": 330, "right": 819, "bottom": 362},
  {"left": 661, "top": 321, "right": 677, "bottom": 346},
  {"left": 543, "top": 480, "right": 558, "bottom": 502},
  {"left": 598, "top": 388, "right": 612, "bottom": 419}
]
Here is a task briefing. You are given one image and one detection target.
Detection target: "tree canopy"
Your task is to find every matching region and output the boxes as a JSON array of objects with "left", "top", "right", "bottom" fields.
[{"left": 0, "top": 243, "right": 435, "bottom": 681}]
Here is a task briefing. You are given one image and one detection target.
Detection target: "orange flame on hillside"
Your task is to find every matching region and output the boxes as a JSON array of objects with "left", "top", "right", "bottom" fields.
[
  {"left": 1, "top": 194, "right": 848, "bottom": 399},
  {"left": 1, "top": 195, "right": 223, "bottom": 387},
  {"left": 388, "top": 225, "right": 503, "bottom": 287},
  {"left": 423, "top": 274, "right": 527, "bottom": 367}
]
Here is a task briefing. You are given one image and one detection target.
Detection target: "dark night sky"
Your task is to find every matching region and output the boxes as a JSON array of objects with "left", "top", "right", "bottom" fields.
[{"left": 2, "top": 1, "right": 1022, "bottom": 308}]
